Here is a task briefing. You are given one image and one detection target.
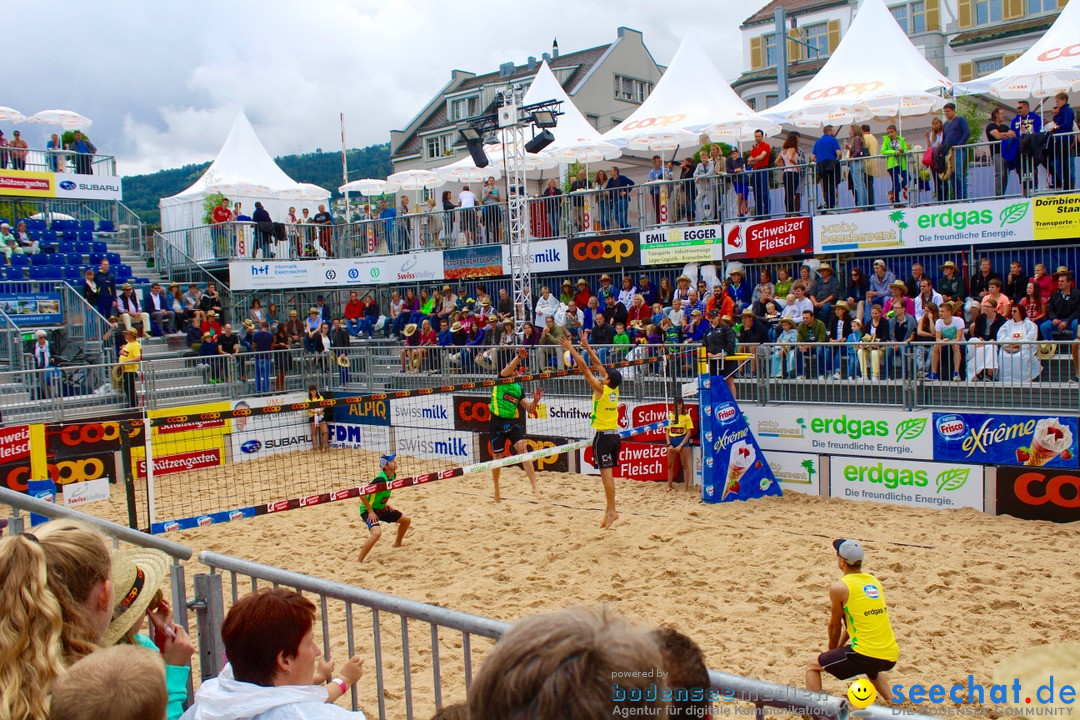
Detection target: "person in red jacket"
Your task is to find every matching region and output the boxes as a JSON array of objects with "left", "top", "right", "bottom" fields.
[{"left": 344, "top": 290, "right": 365, "bottom": 336}]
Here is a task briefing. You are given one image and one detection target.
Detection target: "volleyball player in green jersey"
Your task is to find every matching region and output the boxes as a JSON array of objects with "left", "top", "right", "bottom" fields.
[
  {"left": 806, "top": 539, "right": 899, "bottom": 702},
  {"left": 357, "top": 453, "right": 412, "bottom": 563},
  {"left": 560, "top": 334, "right": 622, "bottom": 529},
  {"left": 490, "top": 348, "right": 545, "bottom": 503}
]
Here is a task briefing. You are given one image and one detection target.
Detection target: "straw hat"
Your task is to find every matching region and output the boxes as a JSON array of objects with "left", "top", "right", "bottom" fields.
[
  {"left": 101, "top": 547, "right": 169, "bottom": 647},
  {"left": 202, "top": 332, "right": 213, "bottom": 341},
  {"left": 243, "top": 319, "right": 254, "bottom": 329},
  {"left": 207, "top": 310, "right": 218, "bottom": 317},
  {"left": 502, "top": 318, "right": 514, "bottom": 328},
  {"left": 450, "top": 321, "right": 463, "bottom": 332},
  {"left": 562, "top": 279, "right": 572, "bottom": 287},
  {"left": 629, "top": 320, "right": 643, "bottom": 329},
  {"left": 780, "top": 317, "right": 795, "bottom": 328},
  {"left": 939, "top": 260, "right": 959, "bottom": 271},
  {"left": 721, "top": 315, "right": 733, "bottom": 325},
  {"left": 601, "top": 273, "right": 612, "bottom": 281},
  {"left": 336, "top": 354, "right": 350, "bottom": 367},
  {"left": 576, "top": 278, "right": 587, "bottom": 285},
  {"left": 122, "top": 327, "right": 138, "bottom": 337},
  {"left": 288, "top": 310, "right": 298, "bottom": 317},
  {"left": 403, "top": 323, "right": 418, "bottom": 337},
  {"left": 835, "top": 300, "right": 850, "bottom": 311},
  {"left": 442, "top": 284, "right": 451, "bottom": 291},
  {"left": 1037, "top": 343, "right": 1058, "bottom": 360},
  {"left": 120, "top": 282, "right": 132, "bottom": 290},
  {"left": 676, "top": 274, "right": 691, "bottom": 283},
  {"left": 740, "top": 308, "right": 754, "bottom": 316},
  {"left": 309, "top": 307, "right": 319, "bottom": 314},
  {"left": 818, "top": 263, "right": 834, "bottom": 273},
  {"left": 1053, "top": 265, "right": 1073, "bottom": 280},
  {"left": 479, "top": 297, "right": 491, "bottom": 306}
]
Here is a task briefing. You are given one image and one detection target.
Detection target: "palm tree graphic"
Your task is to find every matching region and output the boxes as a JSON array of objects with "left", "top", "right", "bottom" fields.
[
  {"left": 801, "top": 459, "right": 817, "bottom": 478},
  {"left": 888, "top": 210, "right": 908, "bottom": 244}
]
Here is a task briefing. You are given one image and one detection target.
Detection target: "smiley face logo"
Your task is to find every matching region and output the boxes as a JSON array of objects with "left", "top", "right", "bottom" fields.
[{"left": 847, "top": 679, "right": 876, "bottom": 708}]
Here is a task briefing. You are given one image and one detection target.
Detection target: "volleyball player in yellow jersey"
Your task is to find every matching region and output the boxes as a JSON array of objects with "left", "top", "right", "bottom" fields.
[
  {"left": 666, "top": 397, "right": 694, "bottom": 493},
  {"left": 805, "top": 539, "right": 899, "bottom": 703},
  {"left": 559, "top": 335, "right": 622, "bottom": 529}
]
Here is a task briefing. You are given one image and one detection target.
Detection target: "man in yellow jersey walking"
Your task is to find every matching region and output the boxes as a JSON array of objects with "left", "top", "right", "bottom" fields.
[
  {"left": 805, "top": 539, "right": 898, "bottom": 702},
  {"left": 490, "top": 348, "right": 544, "bottom": 503},
  {"left": 560, "top": 335, "right": 622, "bottom": 529}
]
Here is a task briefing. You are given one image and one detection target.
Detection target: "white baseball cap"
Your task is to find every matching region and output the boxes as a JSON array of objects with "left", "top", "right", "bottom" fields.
[{"left": 833, "top": 539, "right": 865, "bottom": 563}]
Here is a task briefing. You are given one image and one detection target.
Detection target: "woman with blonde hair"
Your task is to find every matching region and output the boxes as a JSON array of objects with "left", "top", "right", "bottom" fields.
[{"left": 0, "top": 521, "right": 112, "bottom": 720}]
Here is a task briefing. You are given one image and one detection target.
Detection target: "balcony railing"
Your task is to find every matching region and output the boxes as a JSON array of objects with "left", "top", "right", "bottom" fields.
[{"left": 0, "top": 147, "right": 116, "bottom": 176}]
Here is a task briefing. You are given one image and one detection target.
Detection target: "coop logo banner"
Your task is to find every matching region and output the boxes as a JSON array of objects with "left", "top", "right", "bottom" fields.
[
  {"left": 829, "top": 456, "right": 984, "bottom": 510},
  {"left": 699, "top": 375, "right": 780, "bottom": 504},
  {"left": 568, "top": 234, "right": 640, "bottom": 271},
  {"left": 481, "top": 433, "right": 569, "bottom": 472},
  {"left": 743, "top": 406, "right": 934, "bottom": 460},
  {"left": 933, "top": 413, "right": 1078, "bottom": 469},
  {"left": 997, "top": 467, "right": 1080, "bottom": 523},
  {"left": 814, "top": 198, "right": 1033, "bottom": 255}
]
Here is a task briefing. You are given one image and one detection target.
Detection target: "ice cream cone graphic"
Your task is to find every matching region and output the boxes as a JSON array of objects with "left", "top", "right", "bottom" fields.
[
  {"left": 1025, "top": 418, "right": 1073, "bottom": 467},
  {"left": 723, "top": 441, "right": 755, "bottom": 501}
]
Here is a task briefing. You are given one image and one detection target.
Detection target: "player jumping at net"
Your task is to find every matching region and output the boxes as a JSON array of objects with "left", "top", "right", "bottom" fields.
[
  {"left": 490, "top": 348, "right": 545, "bottom": 504},
  {"left": 559, "top": 335, "right": 621, "bottom": 529},
  {"left": 357, "top": 453, "right": 412, "bottom": 563},
  {"left": 805, "top": 539, "right": 898, "bottom": 703}
]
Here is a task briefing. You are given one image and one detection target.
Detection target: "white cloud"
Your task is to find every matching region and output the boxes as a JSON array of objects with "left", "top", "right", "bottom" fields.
[{"left": 5, "top": 0, "right": 769, "bottom": 176}]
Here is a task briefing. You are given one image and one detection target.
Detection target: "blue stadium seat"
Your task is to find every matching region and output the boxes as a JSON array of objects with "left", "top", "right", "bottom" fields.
[
  {"left": 116, "top": 264, "right": 133, "bottom": 279},
  {"left": 51, "top": 220, "right": 68, "bottom": 232},
  {"left": 66, "top": 253, "right": 83, "bottom": 266},
  {"left": 78, "top": 231, "right": 93, "bottom": 244},
  {"left": 4, "top": 266, "right": 24, "bottom": 281},
  {"left": 46, "top": 266, "right": 64, "bottom": 280},
  {"left": 89, "top": 252, "right": 104, "bottom": 265},
  {"left": 9, "top": 254, "right": 29, "bottom": 268},
  {"left": 30, "top": 254, "right": 49, "bottom": 266},
  {"left": 27, "top": 219, "right": 46, "bottom": 232},
  {"left": 62, "top": 230, "right": 76, "bottom": 242},
  {"left": 106, "top": 253, "right": 121, "bottom": 265},
  {"left": 58, "top": 242, "right": 77, "bottom": 254},
  {"left": 29, "top": 266, "right": 51, "bottom": 281},
  {"left": 48, "top": 254, "right": 66, "bottom": 266},
  {"left": 65, "top": 266, "right": 82, "bottom": 281},
  {"left": 37, "top": 243, "right": 55, "bottom": 255},
  {"left": 79, "top": 220, "right": 94, "bottom": 234},
  {"left": 75, "top": 241, "right": 91, "bottom": 254},
  {"left": 98, "top": 220, "right": 115, "bottom": 233},
  {"left": 42, "top": 230, "right": 58, "bottom": 244},
  {"left": 91, "top": 241, "right": 107, "bottom": 253}
]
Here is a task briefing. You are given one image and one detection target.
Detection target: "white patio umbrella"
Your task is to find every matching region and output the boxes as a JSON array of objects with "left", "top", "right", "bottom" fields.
[
  {"left": 549, "top": 140, "right": 622, "bottom": 164},
  {"left": 27, "top": 109, "right": 92, "bottom": 130},
  {"left": 435, "top": 165, "right": 501, "bottom": 183},
  {"left": 339, "top": 178, "right": 401, "bottom": 196},
  {"left": 625, "top": 127, "right": 702, "bottom": 154},
  {"left": 387, "top": 169, "right": 445, "bottom": 191},
  {"left": 208, "top": 181, "right": 273, "bottom": 195},
  {"left": 273, "top": 182, "right": 331, "bottom": 201},
  {"left": 0, "top": 107, "right": 26, "bottom": 123},
  {"left": 703, "top": 114, "right": 783, "bottom": 144}
]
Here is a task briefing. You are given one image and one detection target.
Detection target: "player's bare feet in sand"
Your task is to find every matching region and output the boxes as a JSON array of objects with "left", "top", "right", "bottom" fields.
[{"left": 601, "top": 510, "right": 619, "bottom": 529}]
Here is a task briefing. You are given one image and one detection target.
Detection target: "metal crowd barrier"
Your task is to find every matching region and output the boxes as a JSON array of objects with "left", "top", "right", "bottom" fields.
[{"left": 0, "top": 147, "right": 115, "bottom": 175}]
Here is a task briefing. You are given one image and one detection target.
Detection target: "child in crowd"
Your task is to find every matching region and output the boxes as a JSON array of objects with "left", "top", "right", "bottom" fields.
[
  {"left": 846, "top": 318, "right": 865, "bottom": 379},
  {"left": 50, "top": 646, "right": 168, "bottom": 720},
  {"left": 613, "top": 322, "right": 630, "bottom": 349},
  {"left": 772, "top": 316, "right": 798, "bottom": 377}
]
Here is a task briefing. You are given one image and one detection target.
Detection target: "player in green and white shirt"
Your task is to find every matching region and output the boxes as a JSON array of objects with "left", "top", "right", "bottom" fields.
[
  {"left": 490, "top": 348, "right": 545, "bottom": 503},
  {"left": 358, "top": 453, "right": 412, "bottom": 563}
]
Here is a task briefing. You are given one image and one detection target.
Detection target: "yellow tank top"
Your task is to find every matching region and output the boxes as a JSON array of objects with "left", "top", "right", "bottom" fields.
[
  {"left": 591, "top": 385, "right": 620, "bottom": 431},
  {"left": 841, "top": 572, "right": 899, "bottom": 662}
]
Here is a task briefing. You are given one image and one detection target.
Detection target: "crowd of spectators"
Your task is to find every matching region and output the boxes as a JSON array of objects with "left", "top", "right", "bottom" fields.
[{"left": 0, "top": 129, "right": 98, "bottom": 173}]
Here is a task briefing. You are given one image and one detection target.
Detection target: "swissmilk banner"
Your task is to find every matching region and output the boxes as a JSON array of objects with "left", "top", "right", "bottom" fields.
[{"left": 698, "top": 374, "right": 781, "bottom": 504}]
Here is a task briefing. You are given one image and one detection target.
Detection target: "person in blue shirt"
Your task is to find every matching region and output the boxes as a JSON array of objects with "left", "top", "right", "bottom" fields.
[
  {"left": 1049, "top": 92, "right": 1076, "bottom": 191},
  {"left": 727, "top": 267, "right": 751, "bottom": 311},
  {"left": 811, "top": 126, "right": 842, "bottom": 210},
  {"left": 942, "top": 102, "right": 971, "bottom": 200},
  {"left": 647, "top": 155, "right": 667, "bottom": 223},
  {"left": 252, "top": 321, "right": 274, "bottom": 393},
  {"left": 1011, "top": 99, "right": 1042, "bottom": 194},
  {"left": 606, "top": 167, "right": 636, "bottom": 229},
  {"left": 638, "top": 274, "right": 658, "bottom": 306},
  {"left": 437, "top": 318, "right": 454, "bottom": 346},
  {"left": 378, "top": 199, "right": 397, "bottom": 253}
]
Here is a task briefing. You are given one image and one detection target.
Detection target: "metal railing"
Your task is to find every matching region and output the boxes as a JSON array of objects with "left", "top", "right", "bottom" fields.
[
  {"left": 0, "top": 147, "right": 115, "bottom": 175},
  {"left": 152, "top": 230, "right": 232, "bottom": 311},
  {"left": 0, "top": 279, "right": 114, "bottom": 367}
]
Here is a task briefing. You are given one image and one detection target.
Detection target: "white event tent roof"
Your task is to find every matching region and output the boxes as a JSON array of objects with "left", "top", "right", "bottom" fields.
[
  {"left": 160, "top": 111, "right": 329, "bottom": 233},
  {"left": 602, "top": 31, "right": 781, "bottom": 149},
  {"left": 953, "top": 0, "right": 1080, "bottom": 99},
  {"left": 764, "top": 0, "right": 952, "bottom": 128},
  {"left": 437, "top": 59, "right": 617, "bottom": 180}
]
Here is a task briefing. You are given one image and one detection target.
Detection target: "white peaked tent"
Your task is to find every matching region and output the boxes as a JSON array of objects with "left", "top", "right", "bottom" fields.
[
  {"left": 160, "top": 111, "right": 329, "bottom": 232},
  {"left": 954, "top": 0, "right": 1080, "bottom": 99},
  {"left": 437, "top": 60, "right": 617, "bottom": 180},
  {"left": 764, "top": 0, "right": 952, "bottom": 128},
  {"left": 602, "top": 31, "right": 781, "bottom": 149}
]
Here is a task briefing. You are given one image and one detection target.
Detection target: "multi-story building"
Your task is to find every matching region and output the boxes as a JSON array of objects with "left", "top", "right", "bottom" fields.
[
  {"left": 733, "top": 0, "right": 1068, "bottom": 111},
  {"left": 389, "top": 27, "right": 664, "bottom": 173}
]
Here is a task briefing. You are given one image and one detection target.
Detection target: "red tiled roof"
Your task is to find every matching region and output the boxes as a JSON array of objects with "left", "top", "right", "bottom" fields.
[{"left": 742, "top": 0, "right": 849, "bottom": 28}]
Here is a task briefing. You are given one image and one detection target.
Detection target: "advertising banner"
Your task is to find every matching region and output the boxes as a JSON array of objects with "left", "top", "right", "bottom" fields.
[
  {"left": 384, "top": 250, "right": 444, "bottom": 284},
  {"left": 27, "top": 479, "right": 56, "bottom": 527},
  {"left": 230, "top": 257, "right": 387, "bottom": 291},
  {"left": 0, "top": 425, "right": 30, "bottom": 465},
  {"left": 933, "top": 412, "right": 1077, "bottom": 469},
  {"left": 0, "top": 293, "right": 63, "bottom": 325},
  {"left": 764, "top": 450, "right": 821, "bottom": 496},
  {"left": 630, "top": 401, "right": 698, "bottom": 444},
  {"left": 230, "top": 394, "right": 311, "bottom": 462},
  {"left": 62, "top": 478, "right": 111, "bottom": 508},
  {"left": 699, "top": 374, "right": 781, "bottom": 503},
  {"left": 150, "top": 401, "right": 232, "bottom": 441},
  {"left": 394, "top": 429, "right": 475, "bottom": 463},
  {"left": 480, "top": 434, "right": 570, "bottom": 472},
  {"left": 501, "top": 238, "right": 568, "bottom": 275},
  {"left": 0, "top": 169, "right": 123, "bottom": 201},
  {"left": 1032, "top": 194, "right": 1080, "bottom": 241},
  {"left": 743, "top": 406, "right": 933, "bottom": 460},
  {"left": 814, "top": 198, "right": 1033, "bottom": 254},
  {"left": 829, "top": 455, "right": 984, "bottom": 510},
  {"left": 47, "top": 420, "right": 134, "bottom": 459},
  {"left": 388, "top": 395, "right": 455, "bottom": 431},
  {"left": 444, "top": 246, "right": 503, "bottom": 280},
  {"left": 996, "top": 467, "right": 1080, "bottom": 523},
  {"left": 568, "top": 234, "right": 640, "bottom": 271},
  {"left": 640, "top": 225, "right": 724, "bottom": 265},
  {"left": 135, "top": 443, "right": 226, "bottom": 479},
  {"left": 331, "top": 392, "right": 390, "bottom": 426},
  {"left": 325, "top": 423, "right": 392, "bottom": 452},
  {"left": 527, "top": 397, "right": 630, "bottom": 436},
  {"left": 453, "top": 394, "right": 499, "bottom": 433},
  {"left": 723, "top": 217, "right": 812, "bottom": 260},
  {"left": 580, "top": 441, "right": 668, "bottom": 481}
]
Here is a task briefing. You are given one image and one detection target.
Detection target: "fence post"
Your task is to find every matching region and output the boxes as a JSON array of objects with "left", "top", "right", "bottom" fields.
[
  {"left": 191, "top": 572, "right": 226, "bottom": 681},
  {"left": 756, "top": 345, "right": 769, "bottom": 405}
]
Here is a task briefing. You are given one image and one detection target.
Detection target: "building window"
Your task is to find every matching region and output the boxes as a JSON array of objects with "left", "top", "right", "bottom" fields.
[
  {"left": 974, "top": 0, "right": 1003, "bottom": 25},
  {"left": 764, "top": 94, "right": 779, "bottom": 109},
  {"left": 804, "top": 23, "right": 830, "bottom": 58},
  {"left": 747, "top": 97, "right": 757, "bottom": 110},
  {"left": 975, "top": 56, "right": 1004, "bottom": 77},
  {"left": 613, "top": 75, "right": 652, "bottom": 103},
  {"left": 1026, "top": 0, "right": 1056, "bottom": 12},
  {"left": 763, "top": 33, "right": 778, "bottom": 67},
  {"left": 425, "top": 134, "right": 452, "bottom": 160},
  {"left": 586, "top": 113, "right": 600, "bottom": 130},
  {"left": 448, "top": 96, "right": 478, "bottom": 122},
  {"left": 890, "top": 4, "right": 908, "bottom": 30},
  {"left": 890, "top": 1, "right": 927, "bottom": 33}
]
